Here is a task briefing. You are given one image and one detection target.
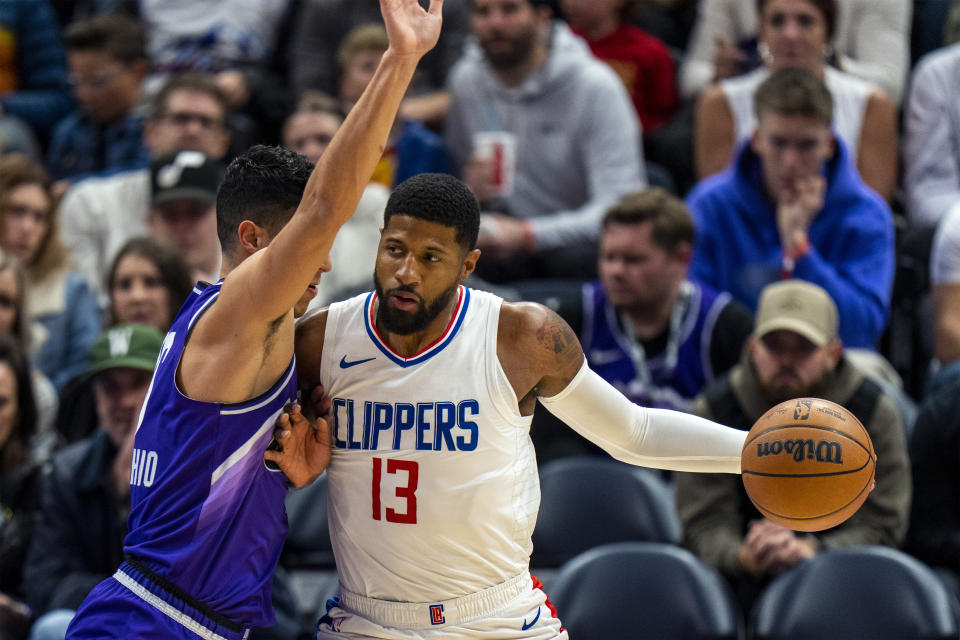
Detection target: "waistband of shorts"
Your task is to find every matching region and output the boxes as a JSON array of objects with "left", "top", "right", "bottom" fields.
[
  {"left": 338, "top": 571, "right": 532, "bottom": 629},
  {"left": 115, "top": 560, "right": 251, "bottom": 640}
]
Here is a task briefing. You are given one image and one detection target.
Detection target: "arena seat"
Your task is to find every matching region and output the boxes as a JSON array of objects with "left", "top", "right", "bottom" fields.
[
  {"left": 281, "top": 473, "right": 339, "bottom": 635},
  {"left": 548, "top": 541, "right": 742, "bottom": 640},
  {"left": 532, "top": 457, "right": 682, "bottom": 568},
  {"left": 283, "top": 472, "right": 334, "bottom": 569},
  {"left": 750, "top": 546, "right": 957, "bottom": 640}
]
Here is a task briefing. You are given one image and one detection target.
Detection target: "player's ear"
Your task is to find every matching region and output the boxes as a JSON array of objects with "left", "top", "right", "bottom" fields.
[
  {"left": 236, "top": 220, "right": 269, "bottom": 254},
  {"left": 460, "top": 248, "right": 481, "bottom": 282}
]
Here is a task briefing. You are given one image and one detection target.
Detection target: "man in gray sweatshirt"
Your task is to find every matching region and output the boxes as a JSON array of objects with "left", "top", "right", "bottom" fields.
[{"left": 446, "top": 0, "right": 646, "bottom": 282}]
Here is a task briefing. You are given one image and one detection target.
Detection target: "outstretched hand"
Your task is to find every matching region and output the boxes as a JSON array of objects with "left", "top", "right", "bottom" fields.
[
  {"left": 380, "top": 0, "right": 444, "bottom": 58},
  {"left": 265, "top": 403, "right": 331, "bottom": 488}
]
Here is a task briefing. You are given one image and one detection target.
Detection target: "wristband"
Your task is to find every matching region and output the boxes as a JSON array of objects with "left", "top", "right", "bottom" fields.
[{"left": 781, "top": 234, "right": 811, "bottom": 279}]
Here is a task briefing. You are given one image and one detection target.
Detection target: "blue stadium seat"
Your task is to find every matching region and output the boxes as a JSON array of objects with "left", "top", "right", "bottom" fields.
[
  {"left": 750, "top": 546, "right": 958, "bottom": 640},
  {"left": 283, "top": 472, "right": 334, "bottom": 569},
  {"left": 548, "top": 541, "right": 742, "bottom": 640},
  {"left": 532, "top": 457, "right": 682, "bottom": 568},
  {"left": 281, "top": 473, "right": 340, "bottom": 635}
]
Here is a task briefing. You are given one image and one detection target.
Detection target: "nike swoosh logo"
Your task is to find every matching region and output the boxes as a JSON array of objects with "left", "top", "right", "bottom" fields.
[
  {"left": 339, "top": 355, "right": 376, "bottom": 369},
  {"left": 521, "top": 608, "right": 541, "bottom": 631}
]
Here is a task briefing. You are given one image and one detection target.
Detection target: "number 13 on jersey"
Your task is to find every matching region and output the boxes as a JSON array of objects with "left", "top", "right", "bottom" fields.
[{"left": 372, "top": 457, "right": 418, "bottom": 524}]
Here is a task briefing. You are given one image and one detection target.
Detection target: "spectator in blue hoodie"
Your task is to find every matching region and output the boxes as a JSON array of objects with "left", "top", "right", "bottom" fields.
[{"left": 687, "top": 68, "right": 894, "bottom": 350}]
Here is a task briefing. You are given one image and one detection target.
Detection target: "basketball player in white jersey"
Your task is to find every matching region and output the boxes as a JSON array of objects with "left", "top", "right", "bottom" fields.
[{"left": 272, "top": 173, "right": 750, "bottom": 639}]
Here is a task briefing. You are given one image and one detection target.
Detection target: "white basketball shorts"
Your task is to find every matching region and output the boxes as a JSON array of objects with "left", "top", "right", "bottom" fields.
[{"left": 314, "top": 573, "right": 567, "bottom": 639}]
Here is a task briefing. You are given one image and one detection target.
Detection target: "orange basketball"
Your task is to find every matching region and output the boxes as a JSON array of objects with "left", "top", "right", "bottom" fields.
[{"left": 740, "top": 397, "right": 876, "bottom": 532}]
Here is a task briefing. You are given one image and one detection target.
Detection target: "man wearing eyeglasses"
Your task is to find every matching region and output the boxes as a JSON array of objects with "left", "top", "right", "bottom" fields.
[
  {"left": 59, "top": 74, "right": 232, "bottom": 306},
  {"left": 46, "top": 14, "right": 151, "bottom": 182}
]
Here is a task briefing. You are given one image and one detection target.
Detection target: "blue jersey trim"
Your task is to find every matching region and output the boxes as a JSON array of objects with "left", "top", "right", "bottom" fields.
[
  {"left": 188, "top": 292, "right": 220, "bottom": 332},
  {"left": 363, "top": 286, "right": 470, "bottom": 368}
]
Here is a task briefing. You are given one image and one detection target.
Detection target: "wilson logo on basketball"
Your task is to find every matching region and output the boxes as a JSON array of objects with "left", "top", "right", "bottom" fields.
[{"left": 756, "top": 439, "right": 843, "bottom": 464}]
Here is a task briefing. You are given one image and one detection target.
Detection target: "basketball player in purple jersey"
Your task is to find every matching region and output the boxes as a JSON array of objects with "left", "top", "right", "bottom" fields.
[
  {"left": 271, "top": 173, "right": 751, "bottom": 639},
  {"left": 64, "top": 2, "right": 443, "bottom": 638}
]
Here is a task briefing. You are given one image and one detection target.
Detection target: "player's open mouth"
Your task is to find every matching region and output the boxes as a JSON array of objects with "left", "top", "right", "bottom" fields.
[{"left": 389, "top": 292, "right": 420, "bottom": 311}]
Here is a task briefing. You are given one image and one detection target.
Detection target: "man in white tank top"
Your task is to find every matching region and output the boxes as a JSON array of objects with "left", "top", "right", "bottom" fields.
[{"left": 274, "top": 173, "right": 750, "bottom": 639}]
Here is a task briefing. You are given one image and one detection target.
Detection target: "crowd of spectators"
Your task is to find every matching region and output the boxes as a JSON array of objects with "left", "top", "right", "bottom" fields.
[{"left": 2, "top": 0, "right": 960, "bottom": 637}]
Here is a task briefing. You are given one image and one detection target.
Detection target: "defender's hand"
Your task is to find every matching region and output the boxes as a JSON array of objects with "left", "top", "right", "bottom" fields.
[
  {"left": 381, "top": 0, "right": 444, "bottom": 59},
  {"left": 265, "top": 403, "right": 331, "bottom": 488}
]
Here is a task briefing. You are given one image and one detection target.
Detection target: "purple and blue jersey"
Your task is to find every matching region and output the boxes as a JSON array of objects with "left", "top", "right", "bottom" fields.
[{"left": 69, "top": 280, "right": 296, "bottom": 637}]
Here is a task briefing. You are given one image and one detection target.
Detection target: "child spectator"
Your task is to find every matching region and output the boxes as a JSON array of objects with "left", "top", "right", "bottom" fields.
[
  {"left": 338, "top": 24, "right": 450, "bottom": 188},
  {"left": 281, "top": 92, "right": 388, "bottom": 306}
]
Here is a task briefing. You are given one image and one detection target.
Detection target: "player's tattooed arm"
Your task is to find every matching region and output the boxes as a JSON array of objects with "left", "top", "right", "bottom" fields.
[
  {"left": 498, "top": 302, "right": 585, "bottom": 413},
  {"left": 530, "top": 307, "right": 585, "bottom": 397}
]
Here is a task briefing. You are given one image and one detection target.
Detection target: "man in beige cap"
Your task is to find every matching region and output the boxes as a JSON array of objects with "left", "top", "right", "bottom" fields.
[{"left": 674, "top": 280, "right": 911, "bottom": 612}]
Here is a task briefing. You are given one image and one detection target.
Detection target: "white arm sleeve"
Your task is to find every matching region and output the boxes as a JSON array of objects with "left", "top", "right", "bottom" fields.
[{"left": 539, "top": 361, "right": 746, "bottom": 474}]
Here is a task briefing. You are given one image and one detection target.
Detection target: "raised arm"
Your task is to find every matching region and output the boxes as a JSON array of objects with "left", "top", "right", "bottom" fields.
[
  {"left": 498, "top": 302, "right": 746, "bottom": 473},
  {"left": 217, "top": 0, "right": 444, "bottom": 329},
  {"left": 181, "top": 1, "right": 442, "bottom": 402}
]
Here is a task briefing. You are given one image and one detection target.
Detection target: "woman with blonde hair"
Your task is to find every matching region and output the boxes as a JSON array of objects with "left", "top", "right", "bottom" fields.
[{"left": 0, "top": 155, "right": 101, "bottom": 389}]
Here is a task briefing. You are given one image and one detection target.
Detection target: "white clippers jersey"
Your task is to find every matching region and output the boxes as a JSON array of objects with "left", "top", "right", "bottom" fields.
[{"left": 320, "top": 287, "right": 539, "bottom": 602}]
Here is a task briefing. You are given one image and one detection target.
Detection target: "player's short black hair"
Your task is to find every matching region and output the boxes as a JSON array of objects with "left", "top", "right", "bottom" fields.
[
  {"left": 216, "top": 145, "right": 313, "bottom": 254},
  {"left": 384, "top": 173, "right": 480, "bottom": 251}
]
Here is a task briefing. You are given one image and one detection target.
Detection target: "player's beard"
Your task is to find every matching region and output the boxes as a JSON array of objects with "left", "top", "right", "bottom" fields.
[{"left": 374, "top": 276, "right": 459, "bottom": 336}]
